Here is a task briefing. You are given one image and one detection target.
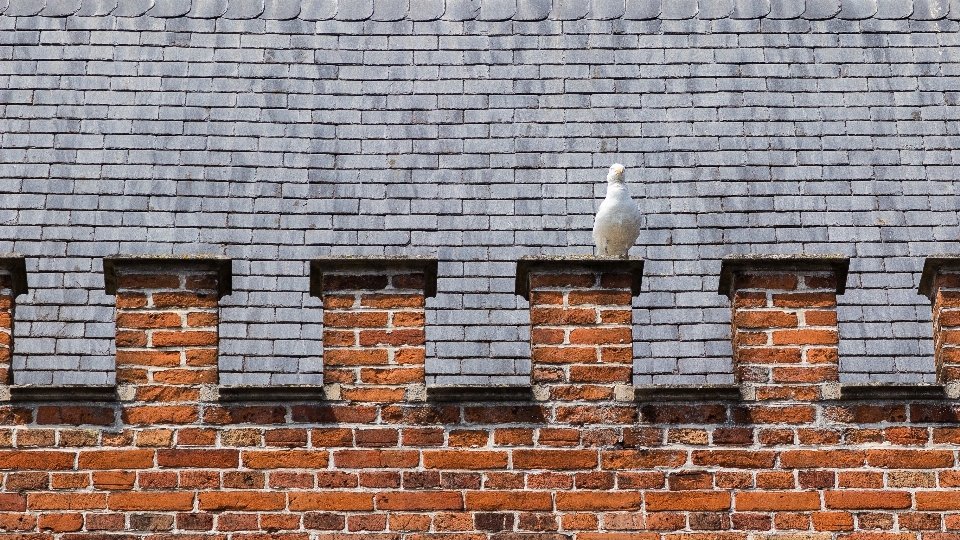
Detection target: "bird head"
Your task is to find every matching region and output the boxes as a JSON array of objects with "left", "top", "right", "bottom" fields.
[{"left": 607, "top": 163, "right": 625, "bottom": 184}]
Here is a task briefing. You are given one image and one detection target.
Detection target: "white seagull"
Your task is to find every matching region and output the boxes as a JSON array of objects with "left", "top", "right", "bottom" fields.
[{"left": 592, "top": 163, "right": 642, "bottom": 258}]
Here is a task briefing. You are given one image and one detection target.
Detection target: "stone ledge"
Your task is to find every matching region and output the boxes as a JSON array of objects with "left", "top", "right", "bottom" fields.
[
  {"left": 838, "top": 384, "right": 947, "bottom": 400},
  {"left": 427, "top": 385, "right": 533, "bottom": 402},
  {"left": 219, "top": 386, "right": 326, "bottom": 402},
  {"left": 102, "top": 255, "right": 233, "bottom": 298},
  {"left": 309, "top": 256, "right": 439, "bottom": 299},
  {"left": 635, "top": 384, "right": 741, "bottom": 402},
  {"left": 0, "top": 254, "right": 28, "bottom": 297},
  {"left": 10, "top": 385, "right": 117, "bottom": 402},
  {"left": 718, "top": 254, "right": 850, "bottom": 297},
  {"left": 514, "top": 255, "right": 644, "bottom": 300},
  {"left": 919, "top": 255, "right": 960, "bottom": 299}
]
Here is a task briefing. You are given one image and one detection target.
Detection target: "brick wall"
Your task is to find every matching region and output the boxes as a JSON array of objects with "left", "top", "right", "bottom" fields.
[{"left": 0, "top": 256, "right": 957, "bottom": 538}]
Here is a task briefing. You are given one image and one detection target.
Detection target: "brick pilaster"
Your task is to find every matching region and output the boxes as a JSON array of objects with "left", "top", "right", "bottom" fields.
[
  {"left": 719, "top": 255, "right": 850, "bottom": 400},
  {"left": 720, "top": 255, "right": 849, "bottom": 401},
  {"left": 516, "top": 256, "right": 643, "bottom": 401},
  {"left": 920, "top": 256, "right": 960, "bottom": 398},
  {"left": 0, "top": 256, "right": 27, "bottom": 386},
  {"left": 104, "top": 256, "right": 231, "bottom": 416},
  {"left": 311, "top": 256, "right": 437, "bottom": 403}
]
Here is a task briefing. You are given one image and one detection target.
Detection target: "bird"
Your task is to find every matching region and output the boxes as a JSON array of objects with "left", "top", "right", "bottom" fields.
[{"left": 592, "top": 163, "right": 642, "bottom": 258}]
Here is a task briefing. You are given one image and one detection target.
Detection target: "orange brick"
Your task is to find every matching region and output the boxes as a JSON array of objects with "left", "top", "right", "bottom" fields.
[
  {"left": 556, "top": 491, "right": 642, "bottom": 511},
  {"left": 916, "top": 491, "right": 960, "bottom": 510},
  {"left": 735, "top": 311, "right": 799, "bottom": 329},
  {"left": 242, "top": 450, "right": 329, "bottom": 469},
  {"left": 29, "top": 493, "right": 106, "bottom": 511},
  {"left": 465, "top": 491, "right": 553, "bottom": 511},
  {"left": 77, "top": 450, "right": 155, "bottom": 470},
  {"left": 736, "top": 491, "right": 820, "bottom": 511},
  {"left": 198, "top": 491, "right": 285, "bottom": 511},
  {"left": 107, "top": 491, "right": 194, "bottom": 511},
  {"left": 376, "top": 491, "right": 463, "bottom": 511},
  {"left": 772, "top": 329, "right": 839, "bottom": 345},
  {"left": 514, "top": 449, "right": 597, "bottom": 469},
  {"left": 824, "top": 491, "right": 912, "bottom": 510},
  {"left": 423, "top": 450, "right": 508, "bottom": 470},
  {"left": 645, "top": 492, "right": 731, "bottom": 511}
]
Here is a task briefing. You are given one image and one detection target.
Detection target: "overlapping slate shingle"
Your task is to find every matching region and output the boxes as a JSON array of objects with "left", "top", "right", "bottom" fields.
[
  {"left": 1, "top": 8, "right": 958, "bottom": 387},
  {"left": 3, "top": 0, "right": 960, "bottom": 20}
]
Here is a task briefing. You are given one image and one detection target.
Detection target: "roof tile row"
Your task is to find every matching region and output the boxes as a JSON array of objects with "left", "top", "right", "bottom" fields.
[{"left": 5, "top": 0, "right": 960, "bottom": 22}]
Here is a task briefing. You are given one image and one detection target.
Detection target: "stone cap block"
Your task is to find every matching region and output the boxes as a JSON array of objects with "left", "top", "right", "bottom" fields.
[
  {"left": 0, "top": 254, "right": 28, "bottom": 297},
  {"left": 718, "top": 254, "right": 850, "bottom": 298},
  {"left": 309, "top": 256, "right": 439, "bottom": 299},
  {"left": 838, "top": 383, "right": 947, "bottom": 401},
  {"left": 919, "top": 255, "right": 960, "bottom": 300},
  {"left": 514, "top": 255, "right": 644, "bottom": 300},
  {"left": 102, "top": 255, "right": 233, "bottom": 298},
  {"left": 635, "top": 384, "right": 741, "bottom": 402}
]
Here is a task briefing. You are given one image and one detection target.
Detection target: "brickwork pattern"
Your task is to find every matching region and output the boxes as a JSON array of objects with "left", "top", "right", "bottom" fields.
[
  {"left": 321, "top": 269, "right": 428, "bottom": 403},
  {"left": 113, "top": 264, "right": 220, "bottom": 420},
  {"left": 931, "top": 270, "right": 960, "bottom": 390},
  {"left": 0, "top": 399, "right": 958, "bottom": 538},
  {"left": 1, "top": 13, "right": 959, "bottom": 386},
  {"left": 731, "top": 270, "right": 841, "bottom": 401},
  {"left": 0, "top": 273, "right": 12, "bottom": 385},
  {"left": 529, "top": 270, "right": 634, "bottom": 401}
]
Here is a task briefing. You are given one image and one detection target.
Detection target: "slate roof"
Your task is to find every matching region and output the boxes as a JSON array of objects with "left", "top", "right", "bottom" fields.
[
  {"left": 1, "top": 5, "right": 958, "bottom": 386},
  {"left": 4, "top": 0, "right": 960, "bottom": 22}
]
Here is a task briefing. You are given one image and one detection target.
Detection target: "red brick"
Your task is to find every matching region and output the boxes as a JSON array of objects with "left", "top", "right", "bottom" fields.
[
  {"left": 116, "top": 312, "right": 182, "bottom": 329},
  {"left": 530, "top": 273, "right": 596, "bottom": 289},
  {"left": 78, "top": 450, "right": 155, "bottom": 470},
  {"left": 735, "top": 273, "right": 798, "bottom": 291},
  {"left": 569, "top": 327, "right": 632, "bottom": 345},
  {"left": 813, "top": 512, "right": 855, "bottom": 531},
  {"left": 645, "top": 492, "right": 731, "bottom": 511},
  {"left": 772, "top": 329, "right": 839, "bottom": 345},
  {"left": 361, "top": 293, "right": 424, "bottom": 308},
  {"left": 324, "top": 349, "right": 388, "bottom": 366},
  {"left": 334, "top": 450, "right": 419, "bottom": 469},
  {"left": 376, "top": 491, "right": 463, "bottom": 511},
  {"left": 556, "top": 492, "right": 642, "bottom": 511},
  {"left": 290, "top": 491, "right": 373, "bottom": 512},
  {"left": 198, "top": 492, "right": 286, "bottom": 511},
  {"left": 772, "top": 292, "right": 837, "bottom": 308},
  {"left": 916, "top": 492, "right": 960, "bottom": 510},
  {"left": 423, "top": 450, "right": 508, "bottom": 469},
  {"left": 323, "top": 311, "right": 389, "bottom": 328},
  {"left": 242, "top": 450, "right": 329, "bottom": 469},
  {"left": 735, "top": 491, "right": 821, "bottom": 511},
  {"left": 116, "top": 274, "right": 181, "bottom": 290},
  {"left": 866, "top": 450, "right": 954, "bottom": 469},
  {"left": 735, "top": 311, "right": 799, "bottom": 329},
  {"left": 157, "top": 449, "right": 238, "bottom": 468},
  {"left": 152, "top": 292, "right": 218, "bottom": 308},
  {"left": 37, "top": 513, "right": 83, "bottom": 533},
  {"left": 737, "top": 347, "right": 803, "bottom": 364},
  {"left": 514, "top": 449, "right": 597, "bottom": 469},
  {"left": 568, "top": 290, "right": 633, "bottom": 305},
  {"left": 824, "top": 491, "right": 912, "bottom": 509},
  {"left": 465, "top": 491, "right": 553, "bottom": 511},
  {"left": 152, "top": 331, "right": 217, "bottom": 347},
  {"left": 28, "top": 491, "right": 133, "bottom": 513},
  {"left": 780, "top": 450, "right": 865, "bottom": 469},
  {"left": 532, "top": 346, "right": 598, "bottom": 364},
  {"left": 691, "top": 451, "right": 776, "bottom": 469},
  {"left": 358, "top": 329, "right": 425, "bottom": 346},
  {"left": 0, "top": 451, "right": 75, "bottom": 470}
]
